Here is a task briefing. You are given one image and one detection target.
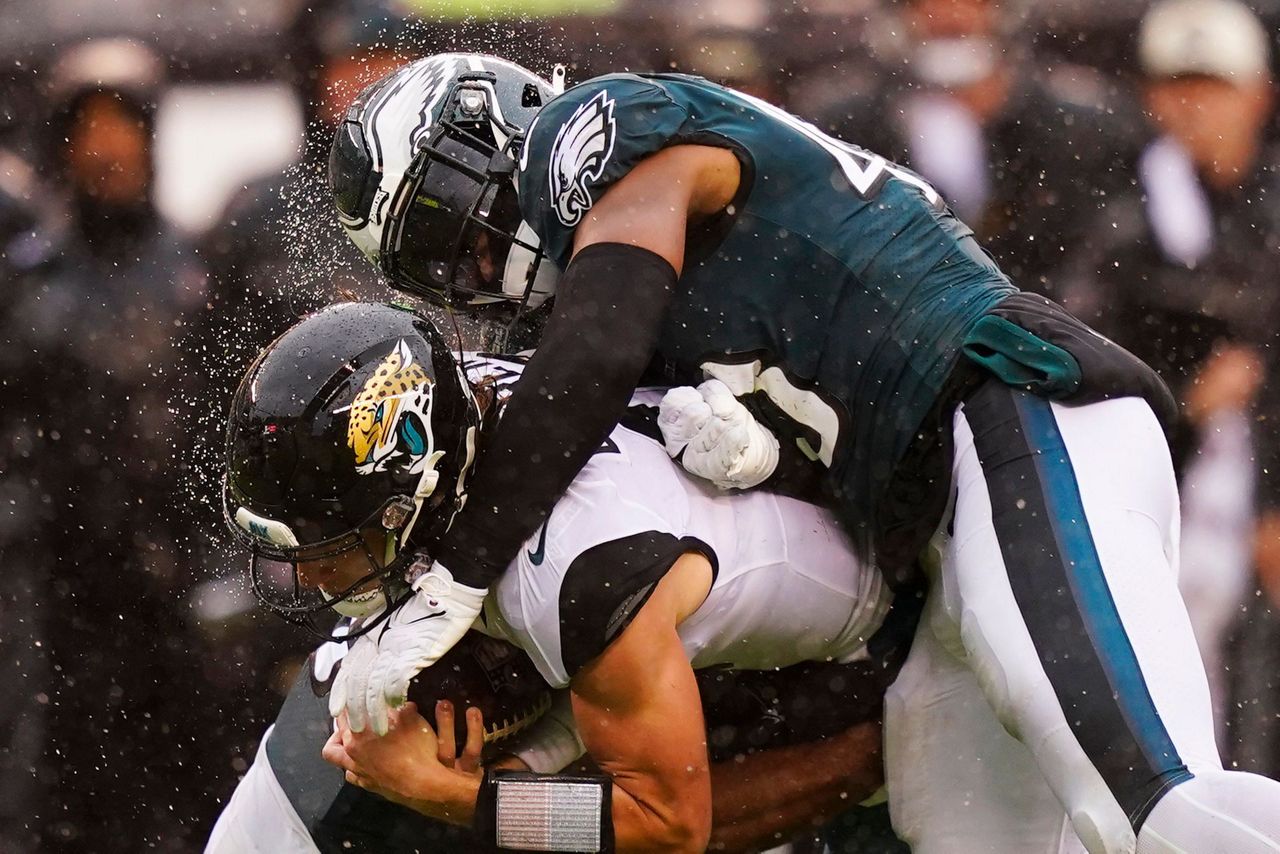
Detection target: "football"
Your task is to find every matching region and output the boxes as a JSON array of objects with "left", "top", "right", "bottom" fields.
[{"left": 406, "top": 632, "right": 553, "bottom": 747}]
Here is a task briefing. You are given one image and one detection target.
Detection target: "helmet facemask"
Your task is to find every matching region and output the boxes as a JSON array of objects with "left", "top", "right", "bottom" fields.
[
  {"left": 224, "top": 483, "right": 438, "bottom": 641},
  {"left": 381, "top": 76, "right": 555, "bottom": 315}
]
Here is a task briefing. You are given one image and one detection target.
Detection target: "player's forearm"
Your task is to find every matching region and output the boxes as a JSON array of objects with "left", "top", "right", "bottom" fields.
[
  {"left": 414, "top": 759, "right": 707, "bottom": 852},
  {"left": 393, "top": 768, "right": 482, "bottom": 826},
  {"left": 708, "top": 721, "right": 883, "bottom": 852},
  {"left": 422, "top": 770, "right": 708, "bottom": 852},
  {"left": 710, "top": 790, "right": 849, "bottom": 853},
  {"left": 607, "top": 774, "right": 712, "bottom": 853},
  {"left": 434, "top": 243, "right": 676, "bottom": 588}
]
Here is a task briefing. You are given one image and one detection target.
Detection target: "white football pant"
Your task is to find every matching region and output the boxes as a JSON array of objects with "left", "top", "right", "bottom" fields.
[{"left": 886, "top": 386, "right": 1280, "bottom": 854}]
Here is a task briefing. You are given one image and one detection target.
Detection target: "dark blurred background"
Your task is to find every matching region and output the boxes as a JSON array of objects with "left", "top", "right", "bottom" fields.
[{"left": 4, "top": 0, "right": 1280, "bottom": 850}]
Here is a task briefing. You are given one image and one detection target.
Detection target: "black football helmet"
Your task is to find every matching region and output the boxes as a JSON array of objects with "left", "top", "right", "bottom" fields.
[
  {"left": 330, "top": 54, "right": 562, "bottom": 323},
  {"left": 223, "top": 301, "right": 480, "bottom": 638}
]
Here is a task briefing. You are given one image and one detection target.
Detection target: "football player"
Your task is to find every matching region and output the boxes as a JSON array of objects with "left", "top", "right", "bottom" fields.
[
  {"left": 206, "top": 622, "right": 896, "bottom": 853},
  {"left": 219, "top": 302, "right": 900, "bottom": 852},
  {"left": 325, "top": 54, "right": 1280, "bottom": 852}
]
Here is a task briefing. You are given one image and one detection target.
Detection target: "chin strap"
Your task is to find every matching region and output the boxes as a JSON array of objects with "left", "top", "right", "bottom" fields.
[
  {"left": 396, "top": 449, "right": 445, "bottom": 553},
  {"left": 391, "top": 370, "right": 483, "bottom": 566},
  {"left": 384, "top": 529, "right": 397, "bottom": 567}
]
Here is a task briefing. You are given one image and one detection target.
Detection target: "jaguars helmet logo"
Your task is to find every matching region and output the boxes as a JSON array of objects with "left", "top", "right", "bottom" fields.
[
  {"left": 549, "top": 89, "right": 617, "bottom": 228},
  {"left": 346, "top": 339, "right": 438, "bottom": 475}
]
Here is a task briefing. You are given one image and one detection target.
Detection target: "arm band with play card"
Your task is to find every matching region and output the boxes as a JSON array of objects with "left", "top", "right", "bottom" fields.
[{"left": 473, "top": 768, "right": 615, "bottom": 853}]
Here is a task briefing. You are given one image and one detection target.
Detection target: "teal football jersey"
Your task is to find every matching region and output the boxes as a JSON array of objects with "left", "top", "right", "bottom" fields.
[{"left": 517, "top": 72, "right": 1017, "bottom": 554}]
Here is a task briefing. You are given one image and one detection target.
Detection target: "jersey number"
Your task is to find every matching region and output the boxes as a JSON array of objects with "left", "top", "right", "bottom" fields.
[{"left": 732, "top": 89, "right": 941, "bottom": 205}]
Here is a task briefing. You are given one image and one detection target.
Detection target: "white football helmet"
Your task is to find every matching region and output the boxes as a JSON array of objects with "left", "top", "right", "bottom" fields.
[{"left": 329, "top": 53, "right": 562, "bottom": 312}]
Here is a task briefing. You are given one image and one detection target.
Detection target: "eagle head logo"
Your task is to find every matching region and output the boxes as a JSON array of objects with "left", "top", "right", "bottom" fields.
[{"left": 548, "top": 90, "right": 617, "bottom": 228}]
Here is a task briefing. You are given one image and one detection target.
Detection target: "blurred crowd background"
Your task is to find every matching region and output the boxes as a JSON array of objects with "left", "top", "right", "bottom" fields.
[{"left": 4, "top": 0, "right": 1280, "bottom": 850}]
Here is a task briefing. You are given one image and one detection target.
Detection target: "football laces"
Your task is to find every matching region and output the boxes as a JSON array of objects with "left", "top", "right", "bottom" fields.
[{"left": 483, "top": 691, "right": 553, "bottom": 743}]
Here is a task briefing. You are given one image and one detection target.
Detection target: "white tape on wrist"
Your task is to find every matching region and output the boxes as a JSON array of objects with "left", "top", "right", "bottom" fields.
[{"left": 511, "top": 693, "right": 585, "bottom": 773}]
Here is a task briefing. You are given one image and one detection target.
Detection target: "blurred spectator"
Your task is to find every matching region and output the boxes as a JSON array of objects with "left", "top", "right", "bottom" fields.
[
  {"left": 815, "top": 0, "right": 1142, "bottom": 293},
  {"left": 1, "top": 37, "right": 214, "bottom": 850},
  {"left": 1061, "top": 0, "right": 1280, "bottom": 755},
  {"left": 678, "top": 28, "right": 783, "bottom": 103}
]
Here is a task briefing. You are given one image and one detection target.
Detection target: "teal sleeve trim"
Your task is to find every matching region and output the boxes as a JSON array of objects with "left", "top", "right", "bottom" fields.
[{"left": 961, "top": 313, "right": 1082, "bottom": 397}]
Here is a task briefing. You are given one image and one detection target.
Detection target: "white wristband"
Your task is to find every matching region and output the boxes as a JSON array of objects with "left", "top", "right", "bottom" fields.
[{"left": 509, "top": 691, "right": 585, "bottom": 773}]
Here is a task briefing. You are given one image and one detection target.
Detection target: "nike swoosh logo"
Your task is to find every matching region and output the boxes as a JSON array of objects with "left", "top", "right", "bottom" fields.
[
  {"left": 527, "top": 522, "right": 549, "bottom": 566},
  {"left": 405, "top": 610, "right": 446, "bottom": 625}
]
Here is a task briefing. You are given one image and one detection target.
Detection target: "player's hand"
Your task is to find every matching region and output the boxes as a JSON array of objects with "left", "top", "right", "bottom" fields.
[
  {"left": 658, "top": 379, "right": 779, "bottom": 490},
  {"left": 329, "top": 560, "right": 488, "bottom": 736},
  {"left": 657, "top": 385, "right": 711, "bottom": 454},
  {"left": 324, "top": 701, "right": 485, "bottom": 819},
  {"left": 433, "top": 699, "right": 485, "bottom": 774}
]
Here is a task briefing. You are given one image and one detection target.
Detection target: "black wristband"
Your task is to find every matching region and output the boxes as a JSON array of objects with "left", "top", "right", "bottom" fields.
[
  {"left": 473, "top": 767, "right": 503, "bottom": 851},
  {"left": 472, "top": 768, "right": 615, "bottom": 852}
]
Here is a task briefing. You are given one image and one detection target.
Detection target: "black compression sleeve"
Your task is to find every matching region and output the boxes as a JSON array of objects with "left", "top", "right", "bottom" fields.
[{"left": 434, "top": 243, "right": 678, "bottom": 587}]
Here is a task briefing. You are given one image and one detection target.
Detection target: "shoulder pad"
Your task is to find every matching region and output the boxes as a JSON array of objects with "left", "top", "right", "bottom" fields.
[{"left": 517, "top": 75, "right": 691, "bottom": 266}]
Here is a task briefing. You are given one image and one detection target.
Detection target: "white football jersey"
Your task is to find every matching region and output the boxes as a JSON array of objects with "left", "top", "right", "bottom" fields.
[{"left": 462, "top": 355, "right": 892, "bottom": 689}]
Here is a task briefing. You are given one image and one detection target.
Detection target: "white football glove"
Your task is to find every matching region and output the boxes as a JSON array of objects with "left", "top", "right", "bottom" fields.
[
  {"left": 658, "top": 379, "right": 779, "bottom": 491},
  {"left": 329, "top": 560, "right": 487, "bottom": 736}
]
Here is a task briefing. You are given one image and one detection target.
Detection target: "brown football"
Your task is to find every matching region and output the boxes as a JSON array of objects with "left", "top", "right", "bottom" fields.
[{"left": 407, "top": 632, "right": 553, "bottom": 747}]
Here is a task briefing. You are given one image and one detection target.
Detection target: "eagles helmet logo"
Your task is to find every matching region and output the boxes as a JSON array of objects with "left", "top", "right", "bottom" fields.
[
  {"left": 404, "top": 57, "right": 459, "bottom": 159},
  {"left": 549, "top": 90, "right": 617, "bottom": 227},
  {"left": 346, "top": 339, "right": 440, "bottom": 476}
]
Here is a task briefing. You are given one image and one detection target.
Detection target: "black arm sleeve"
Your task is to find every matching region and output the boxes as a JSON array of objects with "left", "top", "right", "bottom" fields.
[{"left": 433, "top": 243, "right": 678, "bottom": 587}]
